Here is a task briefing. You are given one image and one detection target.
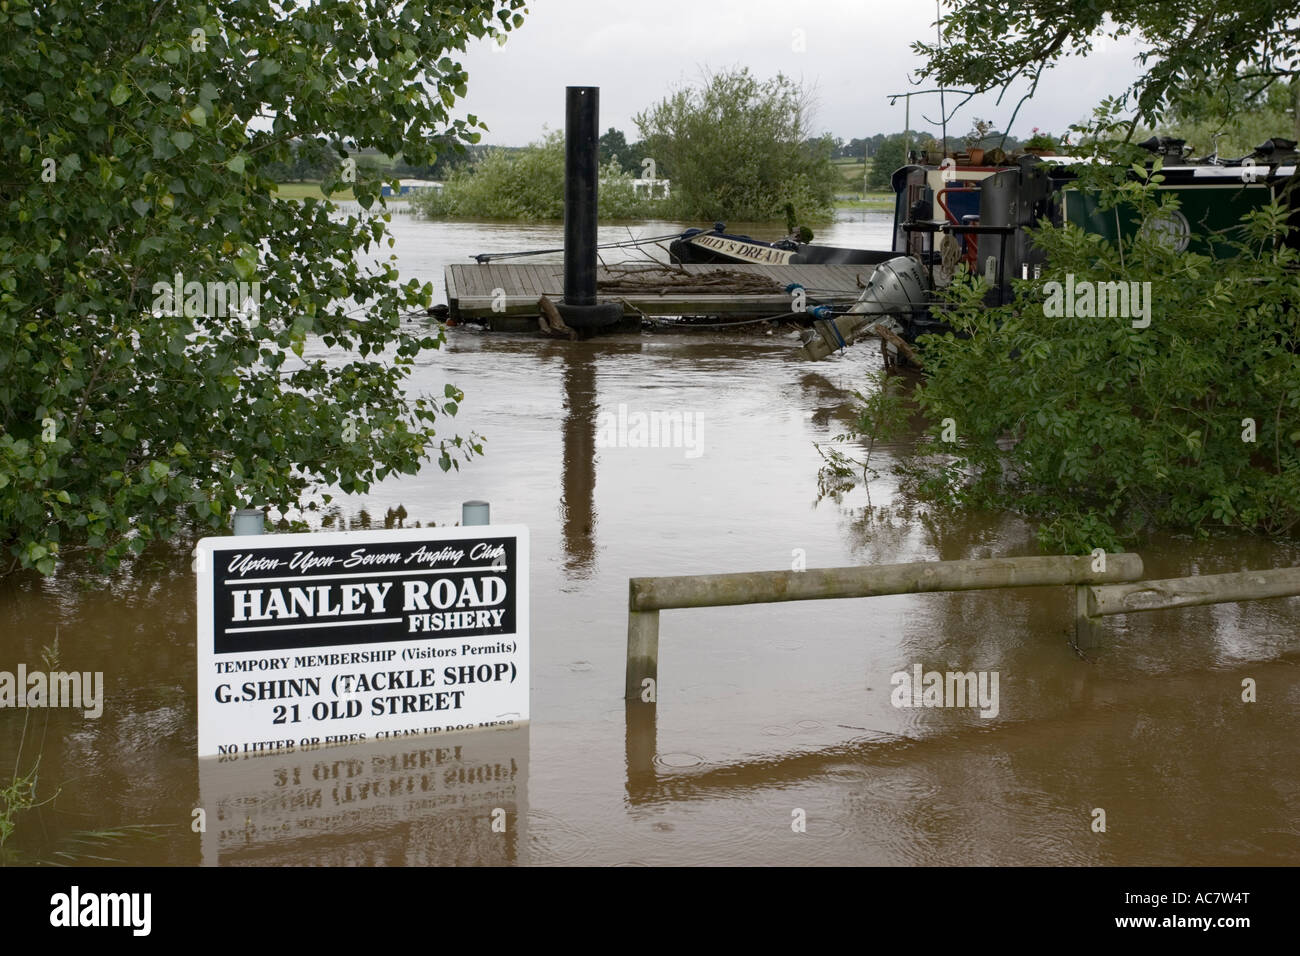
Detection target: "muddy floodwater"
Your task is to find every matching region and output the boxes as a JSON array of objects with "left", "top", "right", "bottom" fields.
[{"left": 2, "top": 211, "right": 1298, "bottom": 866}]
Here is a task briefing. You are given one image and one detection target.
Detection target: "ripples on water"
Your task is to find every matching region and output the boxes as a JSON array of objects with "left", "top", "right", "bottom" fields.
[{"left": 1, "top": 212, "right": 1297, "bottom": 865}]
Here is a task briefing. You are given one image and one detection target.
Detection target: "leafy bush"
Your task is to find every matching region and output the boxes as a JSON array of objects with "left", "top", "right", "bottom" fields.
[
  {"left": 907, "top": 161, "right": 1300, "bottom": 551},
  {"left": 0, "top": 0, "right": 515, "bottom": 576},
  {"left": 414, "top": 131, "right": 669, "bottom": 221},
  {"left": 634, "top": 67, "right": 839, "bottom": 223}
]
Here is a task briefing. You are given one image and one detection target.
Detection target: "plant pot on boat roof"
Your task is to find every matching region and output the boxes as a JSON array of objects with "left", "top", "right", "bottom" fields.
[
  {"left": 1023, "top": 128, "right": 1059, "bottom": 155},
  {"left": 962, "top": 118, "right": 993, "bottom": 166}
]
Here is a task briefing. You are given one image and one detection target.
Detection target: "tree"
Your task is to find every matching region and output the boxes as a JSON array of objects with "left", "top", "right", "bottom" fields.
[
  {"left": 621, "top": 139, "right": 654, "bottom": 176},
  {"left": 0, "top": 0, "right": 526, "bottom": 576},
  {"left": 836, "top": 135, "right": 885, "bottom": 160},
  {"left": 868, "top": 0, "right": 1300, "bottom": 550},
  {"left": 598, "top": 127, "right": 630, "bottom": 170},
  {"left": 1156, "top": 77, "right": 1299, "bottom": 159},
  {"left": 810, "top": 135, "right": 844, "bottom": 156},
  {"left": 908, "top": 173, "right": 1300, "bottom": 550},
  {"left": 414, "top": 131, "right": 664, "bottom": 220},
  {"left": 296, "top": 138, "right": 342, "bottom": 181},
  {"left": 866, "top": 134, "right": 908, "bottom": 190},
  {"left": 230, "top": 137, "right": 342, "bottom": 183},
  {"left": 633, "top": 67, "right": 840, "bottom": 222},
  {"left": 916, "top": 0, "right": 1300, "bottom": 140}
]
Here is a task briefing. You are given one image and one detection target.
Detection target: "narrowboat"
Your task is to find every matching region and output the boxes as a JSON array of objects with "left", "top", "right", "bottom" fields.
[{"left": 796, "top": 137, "right": 1300, "bottom": 360}]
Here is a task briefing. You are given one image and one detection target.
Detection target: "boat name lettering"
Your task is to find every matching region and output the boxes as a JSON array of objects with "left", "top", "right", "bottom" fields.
[{"left": 693, "top": 235, "right": 793, "bottom": 264}]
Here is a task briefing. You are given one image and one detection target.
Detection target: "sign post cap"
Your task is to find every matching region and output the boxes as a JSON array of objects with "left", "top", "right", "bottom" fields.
[{"left": 462, "top": 500, "right": 491, "bottom": 526}]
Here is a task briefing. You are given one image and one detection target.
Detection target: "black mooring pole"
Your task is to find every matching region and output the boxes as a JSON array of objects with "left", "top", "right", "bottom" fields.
[{"left": 563, "top": 86, "right": 598, "bottom": 307}]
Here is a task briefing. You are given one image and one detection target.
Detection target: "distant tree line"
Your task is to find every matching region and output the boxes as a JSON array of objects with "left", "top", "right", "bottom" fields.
[
  {"left": 414, "top": 131, "right": 667, "bottom": 220},
  {"left": 819, "top": 128, "right": 1025, "bottom": 162},
  {"left": 269, "top": 118, "right": 1033, "bottom": 203},
  {"left": 264, "top": 138, "right": 509, "bottom": 183},
  {"left": 265, "top": 117, "right": 1045, "bottom": 201}
]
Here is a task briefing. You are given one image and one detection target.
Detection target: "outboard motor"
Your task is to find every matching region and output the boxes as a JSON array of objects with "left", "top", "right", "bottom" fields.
[{"left": 796, "top": 256, "right": 929, "bottom": 361}]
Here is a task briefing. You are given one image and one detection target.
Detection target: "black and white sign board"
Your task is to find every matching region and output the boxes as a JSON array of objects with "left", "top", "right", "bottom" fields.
[{"left": 194, "top": 526, "right": 528, "bottom": 757}]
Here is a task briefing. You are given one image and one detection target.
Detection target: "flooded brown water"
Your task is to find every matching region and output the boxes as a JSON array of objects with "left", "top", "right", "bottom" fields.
[{"left": 2, "top": 212, "right": 1298, "bottom": 866}]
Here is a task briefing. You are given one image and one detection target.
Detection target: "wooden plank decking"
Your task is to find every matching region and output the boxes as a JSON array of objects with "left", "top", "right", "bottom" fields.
[{"left": 443, "top": 263, "right": 876, "bottom": 323}]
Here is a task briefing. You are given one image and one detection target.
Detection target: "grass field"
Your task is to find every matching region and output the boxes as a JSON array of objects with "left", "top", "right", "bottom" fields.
[
  {"left": 833, "top": 191, "right": 893, "bottom": 211},
  {"left": 272, "top": 182, "right": 355, "bottom": 201},
  {"left": 833, "top": 158, "right": 869, "bottom": 182},
  {"left": 829, "top": 158, "right": 893, "bottom": 208}
]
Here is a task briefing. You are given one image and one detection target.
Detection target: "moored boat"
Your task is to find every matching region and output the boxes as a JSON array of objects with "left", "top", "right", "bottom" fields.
[
  {"left": 668, "top": 223, "right": 897, "bottom": 266},
  {"left": 798, "top": 137, "right": 1300, "bottom": 360}
]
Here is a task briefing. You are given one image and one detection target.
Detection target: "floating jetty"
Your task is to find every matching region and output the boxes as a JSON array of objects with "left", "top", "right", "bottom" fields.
[
  {"left": 441, "top": 87, "right": 884, "bottom": 340},
  {"left": 442, "top": 262, "right": 876, "bottom": 330}
]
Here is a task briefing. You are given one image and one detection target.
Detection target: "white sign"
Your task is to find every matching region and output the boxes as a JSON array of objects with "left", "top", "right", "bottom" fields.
[{"left": 194, "top": 526, "right": 529, "bottom": 757}]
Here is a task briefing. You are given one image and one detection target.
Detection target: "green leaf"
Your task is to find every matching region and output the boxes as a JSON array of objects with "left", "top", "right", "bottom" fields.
[{"left": 3, "top": 0, "right": 491, "bottom": 577}]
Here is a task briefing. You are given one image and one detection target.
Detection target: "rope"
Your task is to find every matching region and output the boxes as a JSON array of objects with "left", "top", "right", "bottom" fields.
[
  {"left": 640, "top": 313, "right": 802, "bottom": 329},
  {"left": 821, "top": 317, "right": 849, "bottom": 351},
  {"left": 473, "top": 232, "right": 686, "bottom": 263},
  {"left": 939, "top": 233, "right": 963, "bottom": 271},
  {"left": 636, "top": 306, "right": 935, "bottom": 327}
]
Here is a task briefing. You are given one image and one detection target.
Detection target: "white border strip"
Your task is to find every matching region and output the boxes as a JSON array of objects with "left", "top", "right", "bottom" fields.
[
  {"left": 224, "top": 617, "right": 405, "bottom": 634},
  {"left": 224, "top": 564, "right": 505, "bottom": 585}
]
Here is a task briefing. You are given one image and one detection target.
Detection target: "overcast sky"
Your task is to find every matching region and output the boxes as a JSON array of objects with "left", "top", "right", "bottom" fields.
[{"left": 451, "top": 0, "right": 1148, "bottom": 147}]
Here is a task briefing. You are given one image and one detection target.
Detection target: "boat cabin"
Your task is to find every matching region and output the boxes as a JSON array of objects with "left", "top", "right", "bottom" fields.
[{"left": 890, "top": 138, "right": 1300, "bottom": 309}]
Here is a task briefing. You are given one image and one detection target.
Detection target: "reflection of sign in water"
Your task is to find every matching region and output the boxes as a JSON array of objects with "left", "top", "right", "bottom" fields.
[
  {"left": 198, "top": 727, "right": 529, "bottom": 865},
  {"left": 1137, "top": 208, "right": 1191, "bottom": 252},
  {"left": 195, "top": 526, "right": 529, "bottom": 757}
]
